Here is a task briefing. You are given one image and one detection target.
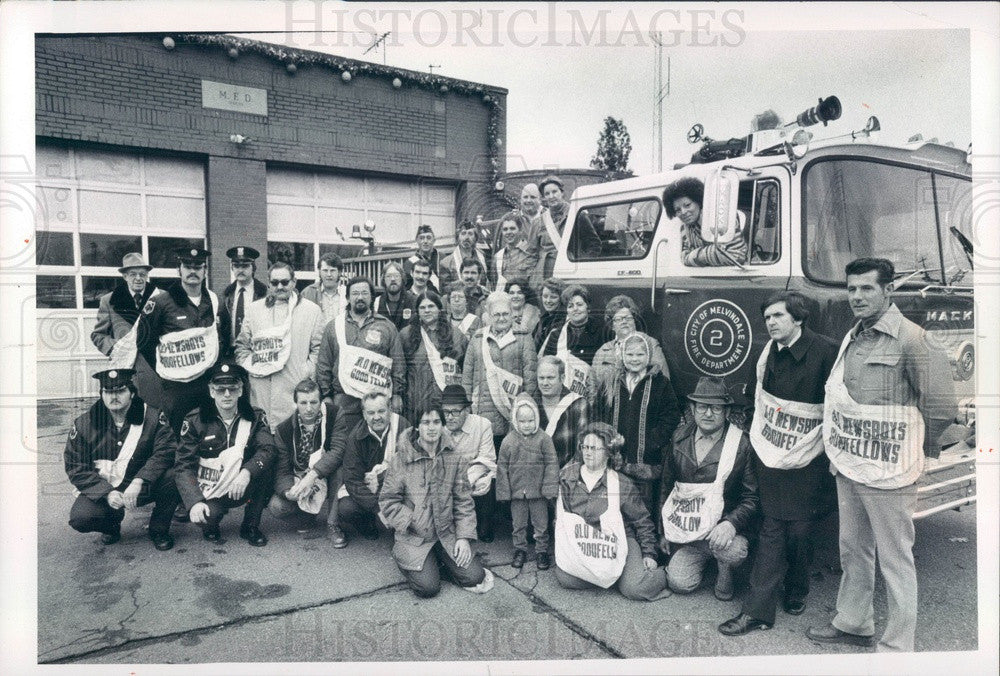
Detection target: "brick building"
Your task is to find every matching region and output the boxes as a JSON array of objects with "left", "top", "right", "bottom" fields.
[{"left": 34, "top": 33, "right": 508, "bottom": 398}]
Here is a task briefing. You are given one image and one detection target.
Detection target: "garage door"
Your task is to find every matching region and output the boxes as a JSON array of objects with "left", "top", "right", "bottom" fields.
[
  {"left": 266, "top": 167, "right": 456, "bottom": 287},
  {"left": 34, "top": 144, "right": 206, "bottom": 399}
]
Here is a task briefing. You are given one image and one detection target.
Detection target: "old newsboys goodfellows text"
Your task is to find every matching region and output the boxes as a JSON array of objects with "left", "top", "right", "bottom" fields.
[{"left": 826, "top": 410, "right": 909, "bottom": 464}]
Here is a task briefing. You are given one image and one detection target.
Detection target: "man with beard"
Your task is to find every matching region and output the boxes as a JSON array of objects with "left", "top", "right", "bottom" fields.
[
  {"left": 537, "top": 175, "right": 600, "bottom": 277},
  {"left": 175, "top": 362, "right": 277, "bottom": 546},
  {"left": 219, "top": 246, "right": 267, "bottom": 359},
  {"left": 440, "top": 220, "right": 490, "bottom": 292},
  {"left": 234, "top": 262, "right": 325, "bottom": 430},
  {"left": 91, "top": 253, "right": 162, "bottom": 409},
  {"left": 373, "top": 262, "right": 417, "bottom": 331},
  {"left": 459, "top": 258, "right": 491, "bottom": 317},
  {"left": 64, "top": 368, "right": 181, "bottom": 550},
  {"left": 403, "top": 225, "right": 441, "bottom": 292},
  {"left": 135, "top": 247, "right": 222, "bottom": 432},
  {"left": 316, "top": 276, "right": 405, "bottom": 546}
]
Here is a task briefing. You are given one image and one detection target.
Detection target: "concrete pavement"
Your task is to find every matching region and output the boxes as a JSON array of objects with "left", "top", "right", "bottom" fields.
[{"left": 36, "top": 399, "right": 979, "bottom": 664}]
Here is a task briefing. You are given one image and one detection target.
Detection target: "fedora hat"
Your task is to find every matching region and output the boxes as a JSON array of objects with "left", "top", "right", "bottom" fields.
[
  {"left": 686, "top": 376, "right": 734, "bottom": 406},
  {"left": 441, "top": 384, "right": 472, "bottom": 408},
  {"left": 118, "top": 252, "right": 153, "bottom": 273}
]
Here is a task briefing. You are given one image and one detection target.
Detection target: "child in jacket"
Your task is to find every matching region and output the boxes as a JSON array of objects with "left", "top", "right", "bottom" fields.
[{"left": 496, "top": 393, "right": 559, "bottom": 569}]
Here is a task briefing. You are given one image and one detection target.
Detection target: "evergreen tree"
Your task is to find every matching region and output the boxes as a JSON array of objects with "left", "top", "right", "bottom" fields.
[{"left": 590, "top": 116, "right": 633, "bottom": 176}]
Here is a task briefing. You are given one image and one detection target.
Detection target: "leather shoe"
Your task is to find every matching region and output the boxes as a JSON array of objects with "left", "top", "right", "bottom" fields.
[
  {"left": 718, "top": 613, "right": 772, "bottom": 636},
  {"left": 202, "top": 526, "right": 221, "bottom": 542},
  {"left": 806, "top": 624, "right": 874, "bottom": 647},
  {"left": 149, "top": 532, "right": 174, "bottom": 551},
  {"left": 239, "top": 525, "right": 268, "bottom": 547},
  {"left": 101, "top": 527, "right": 121, "bottom": 545},
  {"left": 512, "top": 549, "right": 527, "bottom": 569},
  {"left": 328, "top": 526, "right": 348, "bottom": 548},
  {"left": 784, "top": 598, "right": 806, "bottom": 616},
  {"left": 173, "top": 505, "right": 190, "bottom": 522},
  {"left": 536, "top": 552, "right": 551, "bottom": 570}
]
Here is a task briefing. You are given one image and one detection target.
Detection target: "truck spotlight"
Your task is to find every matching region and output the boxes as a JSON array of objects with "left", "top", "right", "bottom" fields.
[{"left": 794, "top": 96, "right": 841, "bottom": 127}]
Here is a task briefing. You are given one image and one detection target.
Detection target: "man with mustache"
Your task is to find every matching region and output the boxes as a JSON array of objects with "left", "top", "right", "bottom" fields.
[
  {"left": 64, "top": 368, "right": 181, "bottom": 550},
  {"left": 373, "top": 262, "right": 417, "bottom": 331},
  {"left": 135, "top": 248, "right": 222, "bottom": 432},
  {"left": 234, "top": 261, "right": 325, "bottom": 430},
  {"left": 316, "top": 276, "right": 405, "bottom": 546}
]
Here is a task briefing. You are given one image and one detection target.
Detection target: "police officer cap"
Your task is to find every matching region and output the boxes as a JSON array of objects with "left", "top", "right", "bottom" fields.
[
  {"left": 176, "top": 247, "right": 211, "bottom": 264},
  {"left": 226, "top": 246, "right": 260, "bottom": 263},
  {"left": 208, "top": 361, "right": 247, "bottom": 384},
  {"left": 92, "top": 368, "right": 135, "bottom": 389}
]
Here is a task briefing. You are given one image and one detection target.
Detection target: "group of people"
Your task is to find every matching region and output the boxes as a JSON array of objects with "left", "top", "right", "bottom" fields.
[{"left": 73, "top": 168, "right": 957, "bottom": 652}]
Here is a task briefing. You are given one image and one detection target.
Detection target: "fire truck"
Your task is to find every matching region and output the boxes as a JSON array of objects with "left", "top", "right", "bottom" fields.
[{"left": 552, "top": 96, "right": 976, "bottom": 518}]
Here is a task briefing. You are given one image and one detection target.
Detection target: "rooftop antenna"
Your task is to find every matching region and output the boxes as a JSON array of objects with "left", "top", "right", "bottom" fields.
[
  {"left": 363, "top": 31, "right": 391, "bottom": 65},
  {"left": 649, "top": 32, "right": 670, "bottom": 173},
  {"left": 428, "top": 64, "right": 441, "bottom": 75}
]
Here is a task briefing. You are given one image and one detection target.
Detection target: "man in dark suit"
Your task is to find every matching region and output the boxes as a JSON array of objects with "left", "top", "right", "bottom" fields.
[
  {"left": 90, "top": 253, "right": 161, "bottom": 408},
  {"left": 719, "top": 291, "right": 838, "bottom": 636},
  {"left": 219, "top": 246, "right": 267, "bottom": 358}
]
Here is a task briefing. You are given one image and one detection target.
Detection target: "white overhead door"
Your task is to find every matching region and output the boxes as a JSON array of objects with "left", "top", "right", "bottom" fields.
[
  {"left": 266, "top": 167, "right": 457, "bottom": 287},
  {"left": 35, "top": 145, "right": 206, "bottom": 399}
]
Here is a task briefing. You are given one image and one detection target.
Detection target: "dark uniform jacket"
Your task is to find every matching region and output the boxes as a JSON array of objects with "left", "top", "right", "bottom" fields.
[
  {"left": 135, "top": 279, "right": 222, "bottom": 376},
  {"left": 342, "top": 414, "right": 410, "bottom": 514},
  {"left": 558, "top": 462, "right": 659, "bottom": 559},
  {"left": 219, "top": 278, "right": 268, "bottom": 357},
  {"left": 373, "top": 291, "right": 418, "bottom": 331},
  {"left": 90, "top": 281, "right": 162, "bottom": 407},
  {"left": 272, "top": 402, "right": 339, "bottom": 496},
  {"left": 746, "top": 326, "right": 839, "bottom": 520},
  {"left": 175, "top": 403, "right": 277, "bottom": 509},
  {"left": 660, "top": 420, "right": 760, "bottom": 536},
  {"left": 64, "top": 397, "right": 176, "bottom": 501}
]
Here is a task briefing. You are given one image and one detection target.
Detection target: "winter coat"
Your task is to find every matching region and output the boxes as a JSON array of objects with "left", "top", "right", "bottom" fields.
[
  {"left": 397, "top": 323, "right": 467, "bottom": 425},
  {"left": 496, "top": 394, "right": 559, "bottom": 501},
  {"left": 64, "top": 397, "right": 175, "bottom": 500},
  {"left": 233, "top": 294, "right": 325, "bottom": 429},
  {"left": 461, "top": 326, "right": 538, "bottom": 436},
  {"left": 90, "top": 281, "right": 162, "bottom": 409},
  {"left": 272, "top": 402, "right": 339, "bottom": 496},
  {"left": 378, "top": 428, "right": 478, "bottom": 571},
  {"left": 219, "top": 278, "right": 268, "bottom": 357},
  {"left": 535, "top": 387, "right": 589, "bottom": 467}
]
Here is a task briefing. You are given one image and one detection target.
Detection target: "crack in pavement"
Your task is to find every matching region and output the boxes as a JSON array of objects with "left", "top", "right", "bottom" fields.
[
  {"left": 489, "top": 565, "right": 625, "bottom": 659},
  {"left": 40, "top": 581, "right": 409, "bottom": 664}
]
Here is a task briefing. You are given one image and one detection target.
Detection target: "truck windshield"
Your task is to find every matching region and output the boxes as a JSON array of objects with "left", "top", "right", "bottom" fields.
[{"left": 803, "top": 159, "right": 973, "bottom": 286}]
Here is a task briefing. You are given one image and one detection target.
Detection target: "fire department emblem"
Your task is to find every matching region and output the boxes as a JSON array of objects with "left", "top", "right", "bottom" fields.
[{"left": 684, "top": 299, "right": 752, "bottom": 377}]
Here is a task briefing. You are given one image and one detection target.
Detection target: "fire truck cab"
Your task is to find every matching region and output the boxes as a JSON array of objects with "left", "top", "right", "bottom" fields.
[{"left": 552, "top": 101, "right": 976, "bottom": 518}]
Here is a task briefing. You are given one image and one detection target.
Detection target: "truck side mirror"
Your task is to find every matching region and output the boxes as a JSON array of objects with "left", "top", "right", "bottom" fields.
[{"left": 702, "top": 168, "right": 741, "bottom": 245}]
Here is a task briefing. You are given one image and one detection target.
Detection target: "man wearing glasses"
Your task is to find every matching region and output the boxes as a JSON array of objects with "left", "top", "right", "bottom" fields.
[
  {"left": 64, "top": 368, "right": 181, "bottom": 550},
  {"left": 234, "top": 262, "right": 325, "bottom": 430},
  {"left": 91, "top": 252, "right": 162, "bottom": 408},
  {"left": 440, "top": 385, "right": 498, "bottom": 542},
  {"left": 659, "top": 376, "right": 759, "bottom": 601},
  {"left": 220, "top": 246, "right": 267, "bottom": 359},
  {"left": 175, "top": 362, "right": 277, "bottom": 546},
  {"left": 136, "top": 248, "right": 222, "bottom": 432}
]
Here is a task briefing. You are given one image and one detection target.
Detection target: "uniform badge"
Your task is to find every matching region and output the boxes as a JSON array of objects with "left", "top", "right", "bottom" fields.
[
  {"left": 180, "top": 419, "right": 190, "bottom": 437},
  {"left": 69, "top": 423, "right": 77, "bottom": 440},
  {"left": 142, "top": 299, "right": 156, "bottom": 315},
  {"left": 402, "top": 309, "right": 412, "bottom": 320},
  {"left": 365, "top": 330, "right": 381, "bottom": 345},
  {"left": 158, "top": 411, "right": 169, "bottom": 426}
]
